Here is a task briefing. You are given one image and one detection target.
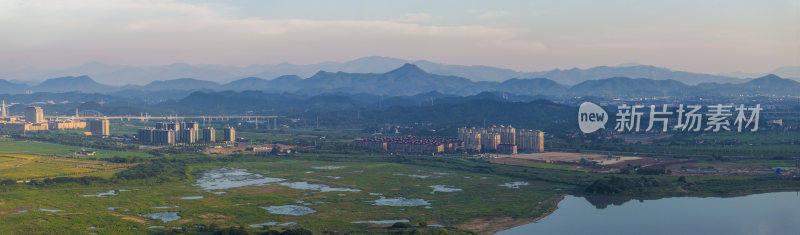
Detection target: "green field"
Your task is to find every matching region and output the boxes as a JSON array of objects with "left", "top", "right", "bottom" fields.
[
  {"left": 0, "top": 140, "right": 154, "bottom": 159},
  {"left": 0, "top": 154, "right": 131, "bottom": 180},
  {"left": 555, "top": 130, "right": 800, "bottom": 158},
  {"left": 0, "top": 157, "right": 567, "bottom": 234},
  {"left": 1, "top": 131, "right": 798, "bottom": 235}
]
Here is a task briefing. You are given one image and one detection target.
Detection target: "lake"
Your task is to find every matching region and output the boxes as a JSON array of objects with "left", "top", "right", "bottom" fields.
[{"left": 498, "top": 192, "right": 800, "bottom": 235}]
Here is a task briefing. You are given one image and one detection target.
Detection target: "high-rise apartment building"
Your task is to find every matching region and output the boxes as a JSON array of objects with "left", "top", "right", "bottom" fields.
[
  {"left": 183, "top": 122, "right": 198, "bottom": 130},
  {"left": 458, "top": 127, "right": 482, "bottom": 151},
  {"left": 89, "top": 119, "right": 110, "bottom": 136},
  {"left": 25, "top": 106, "right": 44, "bottom": 123},
  {"left": 488, "top": 125, "right": 515, "bottom": 145},
  {"left": 458, "top": 125, "right": 545, "bottom": 153},
  {"left": 481, "top": 133, "right": 501, "bottom": 151},
  {"left": 138, "top": 128, "right": 155, "bottom": 143},
  {"left": 152, "top": 129, "right": 175, "bottom": 144},
  {"left": 181, "top": 129, "right": 198, "bottom": 143},
  {"left": 224, "top": 127, "right": 235, "bottom": 142},
  {"left": 516, "top": 129, "right": 545, "bottom": 152},
  {"left": 203, "top": 128, "right": 215, "bottom": 142}
]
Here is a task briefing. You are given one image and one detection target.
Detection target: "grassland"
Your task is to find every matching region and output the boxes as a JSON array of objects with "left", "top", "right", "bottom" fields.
[
  {"left": 0, "top": 140, "right": 154, "bottom": 159},
  {"left": 0, "top": 154, "right": 133, "bottom": 180},
  {"left": 556, "top": 130, "right": 800, "bottom": 158},
  {"left": 0, "top": 157, "right": 569, "bottom": 234},
  {"left": 1, "top": 151, "right": 799, "bottom": 234},
  {"left": 0, "top": 130, "right": 798, "bottom": 235}
]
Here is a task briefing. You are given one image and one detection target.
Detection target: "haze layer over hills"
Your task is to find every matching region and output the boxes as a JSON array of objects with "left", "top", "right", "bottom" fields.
[
  {"left": 3, "top": 57, "right": 797, "bottom": 87},
  {"left": 1, "top": 63, "right": 798, "bottom": 98}
]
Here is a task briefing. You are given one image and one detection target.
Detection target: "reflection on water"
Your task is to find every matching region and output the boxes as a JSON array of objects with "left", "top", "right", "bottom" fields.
[
  {"left": 499, "top": 192, "right": 800, "bottom": 235},
  {"left": 581, "top": 194, "right": 656, "bottom": 209},
  {"left": 193, "top": 167, "right": 284, "bottom": 191}
]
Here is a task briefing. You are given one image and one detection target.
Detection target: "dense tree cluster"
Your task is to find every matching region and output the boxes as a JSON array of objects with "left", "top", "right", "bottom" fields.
[
  {"left": 585, "top": 176, "right": 662, "bottom": 194},
  {"left": 619, "top": 165, "right": 670, "bottom": 175},
  {"left": 103, "top": 156, "right": 145, "bottom": 163},
  {"left": 147, "top": 145, "right": 206, "bottom": 156},
  {"left": 113, "top": 159, "right": 188, "bottom": 181}
]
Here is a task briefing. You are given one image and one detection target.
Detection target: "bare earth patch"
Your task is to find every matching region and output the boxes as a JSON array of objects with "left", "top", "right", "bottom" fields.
[
  {"left": 110, "top": 212, "right": 147, "bottom": 224},
  {"left": 457, "top": 217, "right": 538, "bottom": 235},
  {"left": 456, "top": 195, "right": 564, "bottom": 235},
  {"left": 196, "top": 213, "right": 232, "bottom": 223}
]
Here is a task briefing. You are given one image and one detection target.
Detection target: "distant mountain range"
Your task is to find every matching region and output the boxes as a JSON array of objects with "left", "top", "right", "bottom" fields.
[
  {"left": 719, "top": 66, "right": 800, "bottom": 80},
  {"left": 4, "top": 56, "right": 796, "bottom": 86},
  {"left": 1, "top": 64, "right": 799, "bottom": 98},
  {"left": 526, "top": 64, "right": 747, "bottom": 85}
]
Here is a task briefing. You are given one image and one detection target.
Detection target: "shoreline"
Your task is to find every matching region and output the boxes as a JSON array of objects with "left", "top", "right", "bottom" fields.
[{"left": 456, "top": 194, "right": 566, "bottom": 235}]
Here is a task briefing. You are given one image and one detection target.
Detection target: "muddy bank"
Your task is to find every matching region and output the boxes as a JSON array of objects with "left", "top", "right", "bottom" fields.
[{"left": 456, "top": 194, "right": 565, "bottom": 235}]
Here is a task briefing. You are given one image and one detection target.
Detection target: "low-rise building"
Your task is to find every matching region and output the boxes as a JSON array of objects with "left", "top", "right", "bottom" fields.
[
  {"left": 0, "top": 122, "right": 49, "bottom": 131},
  {"left": 48, "top": 121, "right": 87, "bottom": 130},
  {"left": 497, "top": 144, "right": 518, "bottom": 154}
]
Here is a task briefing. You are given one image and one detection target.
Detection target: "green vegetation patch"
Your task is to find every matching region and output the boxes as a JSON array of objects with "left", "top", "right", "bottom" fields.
[
  {"left": 0, "top": 157, "right": 569, "bottom": 234},
  {"left": 0, "top": 140, "right": 154, "bottom": 159}
]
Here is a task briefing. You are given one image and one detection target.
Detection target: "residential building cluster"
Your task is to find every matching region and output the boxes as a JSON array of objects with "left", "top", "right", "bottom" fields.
[
  {"left": 137, "top": 122, "right": 234, "bottom": 145},
  {"left": 458, "top": 125, "right": 544, "bottom": 154},
  {"left": 353, "top": 125, "right": 545, "bottom": 155},
  {"left": 0, "top": 102, "right": 89, "bottom": 132},
  {"left": 353, "top": 135, "right": 462, "bottom": 154}
]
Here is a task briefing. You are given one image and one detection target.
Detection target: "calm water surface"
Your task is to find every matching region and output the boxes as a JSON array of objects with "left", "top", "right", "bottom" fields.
[{"left": 498, "top": 192, "right": 800, "bottom": 235}]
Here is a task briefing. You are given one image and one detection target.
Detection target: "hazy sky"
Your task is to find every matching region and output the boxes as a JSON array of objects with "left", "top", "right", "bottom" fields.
[{"left": 0, "top": 0, "right": 797, "bottom": 74}]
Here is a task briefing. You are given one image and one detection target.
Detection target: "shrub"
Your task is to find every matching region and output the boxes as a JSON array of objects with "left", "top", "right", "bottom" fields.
[{"left": 391, "top": 222, "right": 412, "bottom": 229}]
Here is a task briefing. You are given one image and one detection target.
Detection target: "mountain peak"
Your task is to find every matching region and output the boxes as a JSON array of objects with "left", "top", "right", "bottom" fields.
[
  {"left": 310, "top": 70, "right": 332, "bottom": 78},
  {"left": 273, "top": 75, "right": 302, "bottom": 81},
  {"left": 41, "top": 75, "right": 96, "bottom": 84},
  {"left": 754, "top": 74, "right": 782, "bottom": 80},
  {"left": 386, "top": 63, "right": 427, "bottom": 75},
  {"left": 745, "top": 74, "right": 797, "bottom": 86},
  {"left": 32, "top": 75, "right": 112, "bottom": 93}
]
